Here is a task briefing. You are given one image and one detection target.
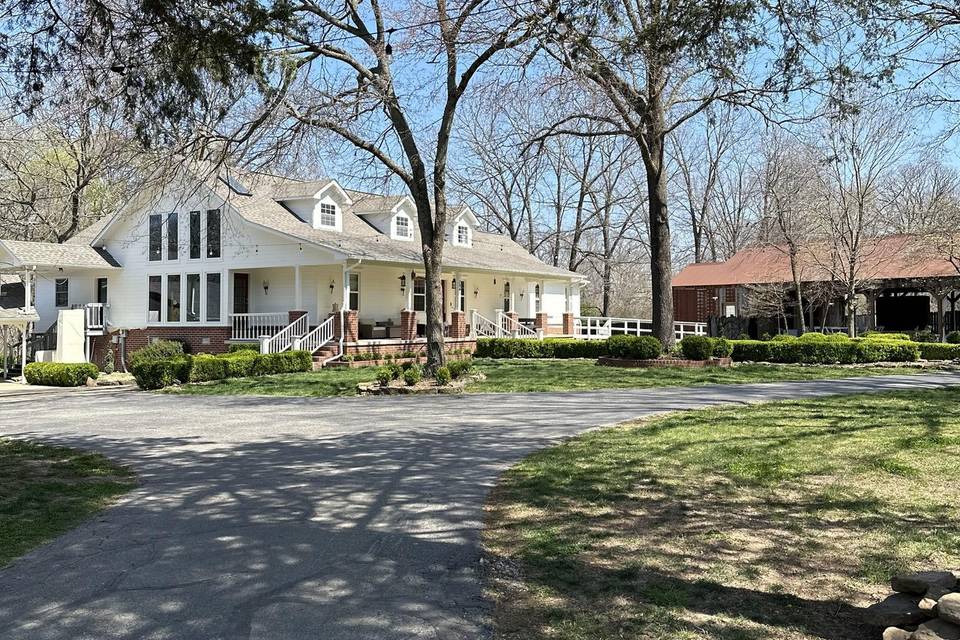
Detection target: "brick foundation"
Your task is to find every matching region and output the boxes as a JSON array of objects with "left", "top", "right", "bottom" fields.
[
  {"left": 400, "top": 310, "right": 417, "bottom": 341},
  {"left": 332, "top": 310, "right": 359, "bottom": 342},
  {"left": 562, "top": 312, "right": 575, "bottom": 335},
  {"left": 91, "top": 326, "right": 232, "bottom": 370},
  {"left": 534, "top": 313, "right": 548, "bottom": 332},
  {"left": 449, "top": 311, "right": 467, "bottom": 339}
]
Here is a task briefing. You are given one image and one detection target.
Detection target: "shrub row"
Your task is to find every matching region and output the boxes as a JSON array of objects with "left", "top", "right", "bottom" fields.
[
  {"left": 24, "top": 362, "right": 99, "bottom": 387},
  {"left": 607, "top": 335, "right": 662, "bottom": 360},
  {"left": 475, "top": 337, "right": 609, "bottom": 359},
  {"left": 730, "top": 337, "right": 920, "bottom": 364},
  {"left": 918, "top": 343, "right": 960, "bottom": 360},
  {"left": 132, "top": 350, "right": 313, "bottom": 390}
]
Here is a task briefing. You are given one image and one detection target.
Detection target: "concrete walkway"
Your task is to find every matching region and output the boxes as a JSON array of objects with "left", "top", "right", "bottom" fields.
[{"left": 0, "top": 373, "right": 958, "bottom": 640}]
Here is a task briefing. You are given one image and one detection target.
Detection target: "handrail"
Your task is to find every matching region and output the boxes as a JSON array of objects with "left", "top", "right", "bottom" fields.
[
  {"left": 471, "top": 310, "right": 500, "bottom": 337},
  {"left": 497, "top": 311, "right": 538, "bottom": 338},
  {"left": 297, "top": 315, "right": 335, "bottom": 354},
  {"left": 262, "top": 314, "right": 308, "bottom": 354},
  {"left": 230, "top": 312, "right": 288, "bottom": 341}
]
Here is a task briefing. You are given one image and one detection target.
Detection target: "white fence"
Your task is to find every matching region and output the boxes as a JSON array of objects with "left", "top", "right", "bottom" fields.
[{"left": 573, "top": 317, "right": 707, "bottom": 341}]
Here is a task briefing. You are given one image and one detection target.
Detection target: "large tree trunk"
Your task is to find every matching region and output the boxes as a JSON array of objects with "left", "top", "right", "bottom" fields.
[{"left": 644, "top": 114, "right": 674, "bottom": 347}]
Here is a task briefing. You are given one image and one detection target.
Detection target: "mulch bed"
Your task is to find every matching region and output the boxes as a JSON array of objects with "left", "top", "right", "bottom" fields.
[{"left": 597, "top": 356, "right": 733, "bottom": 369}]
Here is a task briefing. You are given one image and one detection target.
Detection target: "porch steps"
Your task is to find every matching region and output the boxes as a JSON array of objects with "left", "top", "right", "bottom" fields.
[{"left": 312, "top": 344, "right": 340, "bottom": 369}]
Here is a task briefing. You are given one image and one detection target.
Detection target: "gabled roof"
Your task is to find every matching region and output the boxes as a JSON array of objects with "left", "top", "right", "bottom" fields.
[
  {"left": 673, "top": 235, "right": 958, "bottom": 288},
  {"left": 0, "top": 239, "right": 120, "bottom": 270}
]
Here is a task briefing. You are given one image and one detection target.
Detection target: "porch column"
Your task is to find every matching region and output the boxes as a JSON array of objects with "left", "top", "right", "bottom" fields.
[
  {"left": 449, "top": 310, "right": 467, "bottom": 339},
  {"left": 2, "top": 325, "right": 7, "bottom": 379},
  {"left": 20, "top": 325, "right": 27, "bottom": 383},
  {"left": 562, "top": 312, "right": 575, "bottom": 336},
  {"left": 293, "top": 265, "right": 302, "bottom": 312},
  {"left": 23, "top": 268, "right": 32, "bottom": 311},
  {"left": 864, "top": 290, "right": 878, "bottom": 332}
]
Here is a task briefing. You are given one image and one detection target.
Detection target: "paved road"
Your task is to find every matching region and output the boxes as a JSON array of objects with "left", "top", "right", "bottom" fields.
[{"left": 0, "top": 373, "right": 958, "bottom": 640}]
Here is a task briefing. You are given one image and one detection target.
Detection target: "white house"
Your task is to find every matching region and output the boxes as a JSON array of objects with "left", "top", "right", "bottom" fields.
[{"left": 0, "top": 167, "right": 589, "bottom": 369}]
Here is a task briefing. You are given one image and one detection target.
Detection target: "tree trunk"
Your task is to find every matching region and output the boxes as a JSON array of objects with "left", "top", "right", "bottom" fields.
[
  {"left": 937, "top": 294, "right": 946, "bottom": 342},
  {"left": 847, "top": 296, "right": 857, "bottom": 337},
  {"left": 602, "top": 260, "right": 612, "bottom": 316},
  {"left": 644, "top": 130, "right": 674, "bottom": 347}
]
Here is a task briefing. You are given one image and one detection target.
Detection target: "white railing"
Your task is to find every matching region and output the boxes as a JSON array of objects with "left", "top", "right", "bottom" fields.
[
  {"left": 498, "top": 311, "right": 538, "bottom": 338},
  {"left": 230, "top": 312, "right": 288, "bottom": 342},
  {"left": 262, "top": 313, "right": 309, "bottom": 354},
  {"left": 674, "top": 321, "right": 708, "bottom": 340},
  {"left": 296, "top": 315, "right": 335, "bottom": 354},
  {"left": 573, "top": 316, "right": 708, "bottom": 341},
  {"left": 472, "top": 310, "right": 500, "bottom": 337},
  {"left": 84, "top": 303, "right": 105, "bottom": 330}
]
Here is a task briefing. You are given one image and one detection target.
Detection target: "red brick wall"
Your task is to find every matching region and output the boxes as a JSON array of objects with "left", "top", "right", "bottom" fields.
[
  {"left": 562, "top": 313, "right": 575, "bottom": 335},
  {"left": 449, "top": 310, "right": 467, "bottom": 339},
  {"left": 400, "top": 310, "right": 417, "bottom": 341},
  {"left": 91, "top": 326, "right": 232, "bottom": 369}
]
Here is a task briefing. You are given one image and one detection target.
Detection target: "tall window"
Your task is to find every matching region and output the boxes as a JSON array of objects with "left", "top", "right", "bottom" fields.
[
  {"left": 502, "top": 281, "right": 511, "bottom": 313},
  {"left": 206, "top": 273, "right": 221, "bottom": 322},
  {"left": 319, "top": 203, "right": 337, "bottom": 227},
  {"left": 148, "top": 276, "right": 162, "bottom": 322},
  {"left": 348, "top": 273, "right": 360, "bottom": 311},
  {"left": 148, "top": 214, "right": 162, "bottom": 261},
  {"left": 167, "top": 274, "right": 181, "bottom": 322},
  {"left": 413, "top": 277, "right": 426, "bottom": 312},
  {"left": 456, "top": 223, "right": 469, "bottom": 245},
  {"left": 186, "top": 274, "right": 201, "bottom": 322},
  {"left": 206, "top": 209, "right": 221, "bottom": 258},
  {"left": 96, "top": 278, "right": 108, "bottom": 304},
  {"left": 166, "top": 212, "right": 178, "bottom": 260},
  {"left": 189, "top": 211, "right": 201, "bottom": 259},
  {"left": 55, "top": 278, "right": 69, "bottom": 307},
  {"left": 534, "top": 284, "right": 542, "bottom": 314},
  {"left": 458, "top": 279, "right": 466, "bottom": 312},
  {"left": 395, "top": 214, "right": 411, "bottom": 238}
]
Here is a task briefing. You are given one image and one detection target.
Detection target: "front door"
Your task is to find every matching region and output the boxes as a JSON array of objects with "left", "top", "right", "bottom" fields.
[
  {"left": 96, "top": 277, "right": 108, "bottom": 304},
  {"left": 233, "top": 273, "right": 249, "bottom": 314}
]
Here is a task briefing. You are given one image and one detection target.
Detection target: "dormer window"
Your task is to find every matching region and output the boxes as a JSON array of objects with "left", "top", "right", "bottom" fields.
[
  {"left": 454, "top": 223, "right": 472, "bottom": 247},
  {"left": 318, "top": 202, "right": 337, "bottom": 228},
  {"left": 394, "top": 214, "right": 412, "bottom": 240}
]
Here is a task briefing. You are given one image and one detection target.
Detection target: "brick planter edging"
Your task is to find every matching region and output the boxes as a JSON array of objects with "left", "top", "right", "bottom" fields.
[
  {"left": 328, "top": 353, "right": 474, "bottom": 369},
  {"left": 597, "top": 356, "right": 733, "bottom": 369}
]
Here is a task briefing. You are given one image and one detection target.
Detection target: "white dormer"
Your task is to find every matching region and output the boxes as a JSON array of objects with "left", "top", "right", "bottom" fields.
[
  {"left": 392, "top": 212, "right": 414, "bottom": 241},
  {"left": 276, "top": 179, "right": 353, "bottom": 232},
  {"left": 448, "top": 206, "right": 478, "bottom": 248}
]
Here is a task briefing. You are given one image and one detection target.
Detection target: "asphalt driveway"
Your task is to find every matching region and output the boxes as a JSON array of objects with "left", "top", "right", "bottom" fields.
[{"left": 0, "top": 373, "right": 958, "bottom": 640}]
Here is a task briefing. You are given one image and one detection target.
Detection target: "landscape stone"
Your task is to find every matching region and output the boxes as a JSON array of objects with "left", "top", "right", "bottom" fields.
[
  {"left": 938, "top": 594, "right": 960, "bottom": 625},
  {"left": 883, "top": 627, "right": 912, "bottom": 640},
  {"left": 865, "top": 593, "right": 932, "bottom": 628},
  {"left": 911, "top": 619, "right": 960, "bottom": 640},
  {"left": 892, "top": 572, "right": 958, "bottom": 595},
  {"left": 920, "top": 597, "right": 940, "bottom": 612}
]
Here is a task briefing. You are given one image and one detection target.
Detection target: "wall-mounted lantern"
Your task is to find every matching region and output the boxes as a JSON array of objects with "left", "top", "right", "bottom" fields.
[
  {"left": 263, "top": 280, "right": 270, "bottom": 296},
  {"left": 399, "top": 274, "right": 407, "bottom": 293},
  {"left": 473, "top": 286, "right": 479, "bottom": 298},
  {"left": 329, "top": 280, "right": 335, "bottom": 295}
]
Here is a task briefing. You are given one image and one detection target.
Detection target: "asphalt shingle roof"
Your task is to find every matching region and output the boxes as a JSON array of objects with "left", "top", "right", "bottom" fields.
[{"left": 0, "top": 240, "right": 120, "bottom": 270}]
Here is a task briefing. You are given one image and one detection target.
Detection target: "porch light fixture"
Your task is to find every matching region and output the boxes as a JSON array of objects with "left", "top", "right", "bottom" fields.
[
  {"left": 329, "top": 280, "right": 336, "bottom": 295},
  {"left": 399, "top": 274, "right": 407, "bottom": 293},
  {"left": 263, "top": 280, "right": 270, "bottom": 295},
  {"left": 519, "top": 291, "right": 525, "bottom": 300},
  {"left": 473, "top": 287, "right": 479, "bottom": 298}
]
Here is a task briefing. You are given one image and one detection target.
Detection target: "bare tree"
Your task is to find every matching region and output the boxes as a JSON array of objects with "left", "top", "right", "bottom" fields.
[{"left": 880, "top": 159, "right": 960, "bottom": 234}]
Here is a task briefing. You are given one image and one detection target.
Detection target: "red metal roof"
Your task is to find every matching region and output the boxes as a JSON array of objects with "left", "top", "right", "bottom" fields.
[{"left": 672, "top": 235, "right": 959, "bottom": 288}]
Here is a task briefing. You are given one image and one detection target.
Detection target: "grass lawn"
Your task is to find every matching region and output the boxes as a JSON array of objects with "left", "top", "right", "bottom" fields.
[
  {"left": 483, "top": 388, "right": 960, "bottom": 640},
  {"left": 167, "top": 358, "right": 923, "bottom": 397},
  {"left": 0, "top": 439, "right": 135, "bottom": 566}
]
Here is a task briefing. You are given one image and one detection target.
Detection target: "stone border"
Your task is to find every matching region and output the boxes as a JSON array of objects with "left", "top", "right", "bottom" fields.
[
  {"left": 597, "top": 356, "right": 733, "bottom": 369},
  {"left": 357, "top": 373, "right": 485, "bottom": 396}
]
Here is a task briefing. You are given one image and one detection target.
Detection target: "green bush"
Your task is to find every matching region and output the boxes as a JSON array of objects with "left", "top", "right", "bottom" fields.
[
  {"left": 712, "top": 337, "right": 733, "bottom": 359},
  {"left": 189, "top": 354, "right": 230, "bottom": 383},
  {"left": 863, "top": 331, "right": 912, "bottom": 341},
  {"left": 228, "top": 343, "right": 260, "bottom": 353},
  {"left": 387, "top": 363, "right": 403, "bottom": 380},
  {"left": 910, "top": 329, "right": 937, "bottom": 343},
  {"left": 249, "top": 351, "right": 313, "bottom": 376},
  {"left": 131, "top": 357, "right": 192, "bottom": 390},
  {"left": 947, "top": 331, "right": 960, "bottom": 344},
  {"left": 919, "top": 343, "right": 960, "bottom": 360},
  {"left": 680, "top": 335, "right": 713, "bottom": 361},
  {"left": 376, "top": 367, "right": 392, "bottom": 386},
  {"left": 129, "top": 339, "right": 186, "bottom": 368},
  {"left": 607, "top": 335, "right": 662, "bottom": 360},
  {"left": 447, "top": 358, "right": 473, "bottom": 379},
  {"left": 434, "top": 366, "right": 451, "bottom": 386},
  {"left": 403, "top": 364, "right": 422, "bottom": 386},
  {"left": 548, "top": 339, "right": 610, "bottom": 359},
  {"left": 102, "top": 348, "right": 115, "bottom": 375},
  {"left": 730, "top": 336, "right": 920, "bottom": 364},
  {"left": 24, "top": 362, "right": 99, "bottom": 387}
]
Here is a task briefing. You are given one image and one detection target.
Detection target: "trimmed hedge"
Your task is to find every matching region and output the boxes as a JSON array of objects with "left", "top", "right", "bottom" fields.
[
  {"left": 607, "top": 335, "right": 662, "bottom": 360},
  {"left": 679, "top": 336, "right": 713, "bottom": 361},
  {"left": 918, "top": 343, "right": 960, "bottom": 360},
  {"left": 132, "top": 350, "right": 313, "bottom": 390},
  {"left": 128, "top": 339, "right": 187, "bottom": 368},
  {"left": 24, "top": 362, "right": 99, "bottom": 387},
  {"left": 730, "top": 336, "right": 920, "bottom": 364},
  {"left": 947, "top": 331, "right": 960, "bottom": 345},
  {"left": 475, "top": 337, "right": 608, "bottom": 359},
  {"left": 227, "top": 343, "right": 260, "bottom": 353}
]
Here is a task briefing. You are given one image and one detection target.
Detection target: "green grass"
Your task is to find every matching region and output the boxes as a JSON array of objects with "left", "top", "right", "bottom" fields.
[
  {"left": 167, "top": 358, "right": 921, "bottom": 397},
  {"left": 0, "top": 439, "right": 135, "bottom": 566},
  {"left": 483, "top": 388, "right": 960, "bottom": 640}
]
